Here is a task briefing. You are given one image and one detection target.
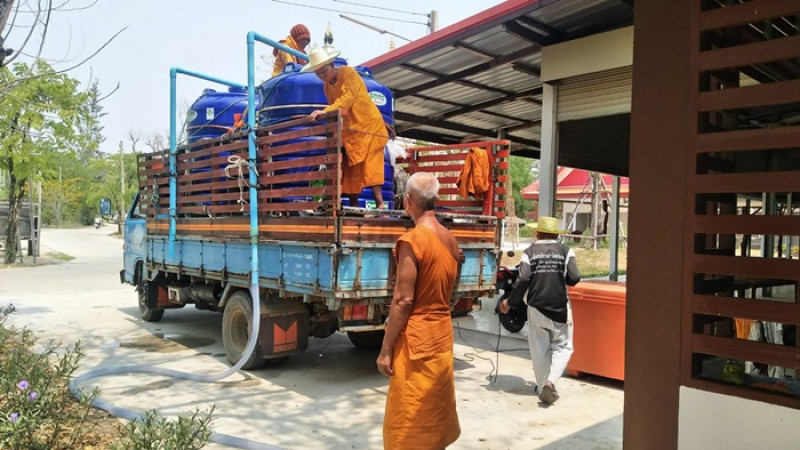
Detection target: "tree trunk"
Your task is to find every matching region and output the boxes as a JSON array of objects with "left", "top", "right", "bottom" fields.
[{"left": 4, "top": 165, "right": 25, "bottom": 264}]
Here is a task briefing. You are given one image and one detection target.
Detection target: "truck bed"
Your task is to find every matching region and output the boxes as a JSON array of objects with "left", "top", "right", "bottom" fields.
[{"left": 133, "top": 112, "right": 508, "bottom": 303}]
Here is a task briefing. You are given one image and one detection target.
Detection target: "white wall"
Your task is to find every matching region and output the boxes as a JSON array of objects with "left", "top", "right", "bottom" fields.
[{"left": 679, "top": 387, "right": 800, "bottom": 448}]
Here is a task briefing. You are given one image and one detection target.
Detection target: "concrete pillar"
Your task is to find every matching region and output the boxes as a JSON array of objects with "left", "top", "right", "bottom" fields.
[{"left": 538, "top": 82, "right": 558, "bottom": 217}]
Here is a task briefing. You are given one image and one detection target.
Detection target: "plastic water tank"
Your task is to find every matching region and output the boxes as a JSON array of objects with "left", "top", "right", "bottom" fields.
[{"left": 186, "top": 87, "right": 248, "bottom": 143}]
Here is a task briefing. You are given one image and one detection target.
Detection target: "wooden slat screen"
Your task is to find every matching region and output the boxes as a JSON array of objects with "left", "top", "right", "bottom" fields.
[{"left": 685, "top": 0, "right": 800, "bottom": 409}]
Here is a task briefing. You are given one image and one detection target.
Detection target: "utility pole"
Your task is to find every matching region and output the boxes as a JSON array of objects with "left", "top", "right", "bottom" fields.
[
  {"left": 119, "top": 141, "right": 125, "bottom": 234},
  {"left": 428, "top": 10, "right": 438, "bottom": 34}
]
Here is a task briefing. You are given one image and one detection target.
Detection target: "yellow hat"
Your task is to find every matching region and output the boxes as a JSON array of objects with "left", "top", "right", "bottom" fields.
[{"left": 526, "top": 216, "right": 566, "bottom": 234}]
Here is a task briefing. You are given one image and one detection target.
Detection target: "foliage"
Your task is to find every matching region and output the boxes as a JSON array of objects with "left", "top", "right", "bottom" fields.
[
  {"left": 0, "top": 304, "right": 216, "bottom": 449},
  {"left": 41, "top": 176, "right": 84, "bottom": 226},
  {"left": 113, "top": 407, "right": 215, "bottom": 450},
  {"left": 0, "top": 59, "right": 103, "bottom": 260},
  {"left": 0, "top": 304, "right": 102, "bottom": 449},
  {"left": 509, "top": 156, "right": 536, "bottom": 219}
]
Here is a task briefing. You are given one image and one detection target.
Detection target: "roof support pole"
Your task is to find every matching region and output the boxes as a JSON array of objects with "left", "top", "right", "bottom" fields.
[{"left": 538, "top": 82, "right": 559, "bottom": 217}]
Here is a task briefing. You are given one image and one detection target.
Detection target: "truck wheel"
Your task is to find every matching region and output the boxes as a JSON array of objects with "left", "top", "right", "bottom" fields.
[
  {"left": 222, "top": 291, "right": 266, "bottom": 370},
  {"left": 347, "top": 330, "right": 385, "bottom": 351},
  {"left": 137, "top": 279, "right": 164, "bottom": 323}
]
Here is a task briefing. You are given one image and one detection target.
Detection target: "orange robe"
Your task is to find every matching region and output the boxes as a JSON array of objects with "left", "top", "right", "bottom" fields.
[
  {"left": 271, "top": 36, "right": 307, "bottom": 78},
  {"left": 322, "top": 66, "right": 389, "bottom": 195},
  {"left": 384, "top": 227, "right": 461, "bottom": 449},
  {"left": 456, "top": 147, "right": 490, "bottom": 199}
]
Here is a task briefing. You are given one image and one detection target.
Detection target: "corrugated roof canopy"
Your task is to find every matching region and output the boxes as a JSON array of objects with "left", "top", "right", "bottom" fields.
[{"left": 363, "top": 0, "right": 634, "bottom": 164}]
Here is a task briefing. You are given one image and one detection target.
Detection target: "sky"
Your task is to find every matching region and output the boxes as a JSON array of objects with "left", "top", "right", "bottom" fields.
[{"left": 5, "top": 0, "right": 505, "bottom": 152}]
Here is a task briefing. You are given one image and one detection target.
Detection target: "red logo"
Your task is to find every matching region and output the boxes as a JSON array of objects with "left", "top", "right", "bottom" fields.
[{"left": 273, "top": 321, "right": 298, "bottom": 353}]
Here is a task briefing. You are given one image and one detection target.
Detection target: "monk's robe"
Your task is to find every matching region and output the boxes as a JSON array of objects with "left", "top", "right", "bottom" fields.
[
  {"left": 271, "top": 35, "right": 307, "bottom": 78},
  {"left": 384, "top": 226, "right": 461, "bottom": 449},
  {"left": 322, "top": 66, "right": 389, "bottom": 195}
]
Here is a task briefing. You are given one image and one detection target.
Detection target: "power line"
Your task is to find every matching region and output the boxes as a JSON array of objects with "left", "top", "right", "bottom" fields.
[
  {"left": 332, "top": 0, "right": 428, "bottom": 17},
  {"left": 271, "top": 0, "right": 428, "bottom": 26}
]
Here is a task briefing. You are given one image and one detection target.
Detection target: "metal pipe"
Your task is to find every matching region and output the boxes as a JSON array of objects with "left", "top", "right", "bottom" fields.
[{"left": 168, "top": 67, "right": 245, "bottom": 259}]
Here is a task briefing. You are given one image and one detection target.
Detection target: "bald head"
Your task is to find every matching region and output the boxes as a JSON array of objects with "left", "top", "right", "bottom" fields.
[{"left": 406, "top": 172, "right": 439, "bottom": 211}]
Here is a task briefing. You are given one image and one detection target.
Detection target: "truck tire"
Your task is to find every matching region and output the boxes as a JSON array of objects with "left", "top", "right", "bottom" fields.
[
  {"left": 137, "top": 278, "right": 164, "bottom": 323},
  {"left": 222, "top": 291, "right": 267, "bottom": 370},
  {"left": 347, "top": 330, "right": 385, "bottom": 351}
]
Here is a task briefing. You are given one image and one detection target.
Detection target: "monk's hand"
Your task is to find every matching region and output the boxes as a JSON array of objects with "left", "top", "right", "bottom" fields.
[
  {"left": 376, "top": 350, "right": 393, "bottom": 377},
  {"left": 499, "top": 299, "right": 510, "bottom": 314},
  {"left": 308, "top": 110, "right": 324, "bottom": 121}
]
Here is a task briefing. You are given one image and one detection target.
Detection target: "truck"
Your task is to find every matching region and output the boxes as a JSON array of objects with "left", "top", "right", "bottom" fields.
[{"left": 120, "top": 110, "right": 509, "bottom": 369}]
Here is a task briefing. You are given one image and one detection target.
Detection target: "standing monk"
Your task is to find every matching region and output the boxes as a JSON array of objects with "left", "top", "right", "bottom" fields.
[
  {"left": 305, "top": 48, "right": 389, "bottom": 209},
  {"left": 377, "top": 172, "right": 461, "bottom": 449},
  {"left": 271, "top": 24, "right": 311, "bottom": 77}
]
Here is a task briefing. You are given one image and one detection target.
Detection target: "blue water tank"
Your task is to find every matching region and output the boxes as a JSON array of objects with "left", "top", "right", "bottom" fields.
[
  {"left": 186, "top": 87, "right": 248, "bottom": 142},
  {"left": 355, "top": 65, "right": 394, "bottom": 127}
]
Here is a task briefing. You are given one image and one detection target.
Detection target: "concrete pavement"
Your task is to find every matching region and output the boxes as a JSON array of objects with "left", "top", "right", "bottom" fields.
[{"left": 0, "top": 226, "right": 623, "bottom": 449}]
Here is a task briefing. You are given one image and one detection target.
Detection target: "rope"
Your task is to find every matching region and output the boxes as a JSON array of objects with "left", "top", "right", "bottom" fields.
[{"left": 224, "top": 155, "right": 259, "bottom": 212}]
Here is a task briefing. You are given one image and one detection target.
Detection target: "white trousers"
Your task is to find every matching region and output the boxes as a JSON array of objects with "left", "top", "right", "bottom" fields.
[{"left": 527, "top": 304, "right": 574, "bottom": 390}]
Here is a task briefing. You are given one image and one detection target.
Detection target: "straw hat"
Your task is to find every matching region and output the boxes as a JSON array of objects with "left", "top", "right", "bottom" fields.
[
  {"left": 301, "top": 48, "right": 341, "bottom": 72},
  {"left": 526, "top": 216, "right": 567, "bottom": 234}
]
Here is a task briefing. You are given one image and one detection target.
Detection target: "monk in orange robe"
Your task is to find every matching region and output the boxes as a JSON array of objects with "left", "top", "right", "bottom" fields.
[
  {"left": 376, "top": 171, "right": 461, "bottom": 449},
  {"left": 271, "top": 24, "right": 310, "bottom": 78},
  {"left": 305, "top": 49, "right": 389, "bottom": 209}
]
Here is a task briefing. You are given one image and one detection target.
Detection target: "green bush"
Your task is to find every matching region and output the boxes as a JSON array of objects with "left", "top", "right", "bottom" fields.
[
  {"left": 114, "top": 407, "right": 214, "bottom": 450},
  {"left": 0, "top": 304, "right": 100, "bottom": 450},
  {"left": 0, "top": 304, "right": 215, "bottom": 449}
]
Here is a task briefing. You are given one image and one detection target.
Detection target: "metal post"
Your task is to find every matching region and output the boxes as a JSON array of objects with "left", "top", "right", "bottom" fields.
[
  {"left": 429, "top": 10, "right": 438, "bottom": 34},
  {"left": 538, "top": 82, "right": 558, "bottom": 217},
  {"left": 609, "top": 176, "right": 621, "bottom": 281},
  {"left": 28, "top": 176, "right": 35, "bottom": 263}
]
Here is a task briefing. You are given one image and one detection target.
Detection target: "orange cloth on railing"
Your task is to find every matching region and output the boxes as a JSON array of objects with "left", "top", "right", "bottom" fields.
[{"left": 456, "top": 147, "right": 490, "bottom": 200}]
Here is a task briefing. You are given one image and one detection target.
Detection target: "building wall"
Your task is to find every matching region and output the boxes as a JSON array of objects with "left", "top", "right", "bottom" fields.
[{"left": 679, "top": 387, "right": 800, "bottom": 447}]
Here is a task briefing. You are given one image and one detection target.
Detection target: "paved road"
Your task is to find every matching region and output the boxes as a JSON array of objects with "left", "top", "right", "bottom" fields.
[{"left": 0, "top": 226, "right": 623, "bottom": 449}]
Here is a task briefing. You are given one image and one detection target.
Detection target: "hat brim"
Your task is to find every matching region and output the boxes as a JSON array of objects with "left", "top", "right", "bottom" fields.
[
  {"left": 300, "top": 50, "right": 341, "bottom": 73},
  {"left": 525, "top": 222, "right": 568, "bottom": 234}
]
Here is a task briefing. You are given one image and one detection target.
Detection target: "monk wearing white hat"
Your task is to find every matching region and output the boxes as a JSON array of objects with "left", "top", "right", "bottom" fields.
[{"left": 305, "top": 48, "right": 389, "bottom": 210}]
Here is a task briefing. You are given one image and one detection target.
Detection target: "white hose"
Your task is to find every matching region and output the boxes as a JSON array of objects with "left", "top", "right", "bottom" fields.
[{"left": 69, "top": 288, "right": 282, "bottom": 450}]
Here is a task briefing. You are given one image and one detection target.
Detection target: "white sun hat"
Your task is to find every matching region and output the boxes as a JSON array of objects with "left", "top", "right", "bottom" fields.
[{"left": 300, "top": 48, "right": 342, "bottom": 72}]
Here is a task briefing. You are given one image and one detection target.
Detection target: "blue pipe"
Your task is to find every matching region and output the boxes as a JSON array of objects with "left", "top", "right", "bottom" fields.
[{"left": 168, "top": 68, "right": 246, "bottom": 259}]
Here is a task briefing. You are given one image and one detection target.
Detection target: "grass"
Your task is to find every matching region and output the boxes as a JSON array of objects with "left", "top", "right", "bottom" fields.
[{"left": 501, "top": 245, "right": 627, "bottom": 279}]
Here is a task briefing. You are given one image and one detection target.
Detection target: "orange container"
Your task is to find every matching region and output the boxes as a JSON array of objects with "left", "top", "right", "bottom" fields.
[{"left": 567, "top": 280, "right": 626, "bottom": 381}]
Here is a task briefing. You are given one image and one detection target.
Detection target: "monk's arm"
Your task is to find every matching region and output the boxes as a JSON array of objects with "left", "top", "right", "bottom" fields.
[{"left": 376, "top": 242, "right": 416, "bottom": 376}]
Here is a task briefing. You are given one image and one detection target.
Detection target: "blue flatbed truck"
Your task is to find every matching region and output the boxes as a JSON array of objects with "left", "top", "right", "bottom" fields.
[{"left": 120, "top": 111, "right": 509, "bottom": 369}]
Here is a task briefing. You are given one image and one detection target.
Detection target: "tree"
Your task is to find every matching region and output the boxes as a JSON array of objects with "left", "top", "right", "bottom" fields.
[
  {"left": 0, "top": 59, "right": 98, "bottom": 262},
  {"left": 42, "top": 175, "right": 82, "bottom": 226},
  {"left": 509, "top": 156, "right": 536, "bottom": 219}
]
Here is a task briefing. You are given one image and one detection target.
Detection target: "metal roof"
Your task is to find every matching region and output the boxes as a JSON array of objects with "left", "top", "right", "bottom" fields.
[{"left": 362, "top": 0, "right": 634, "bottom": 159}]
